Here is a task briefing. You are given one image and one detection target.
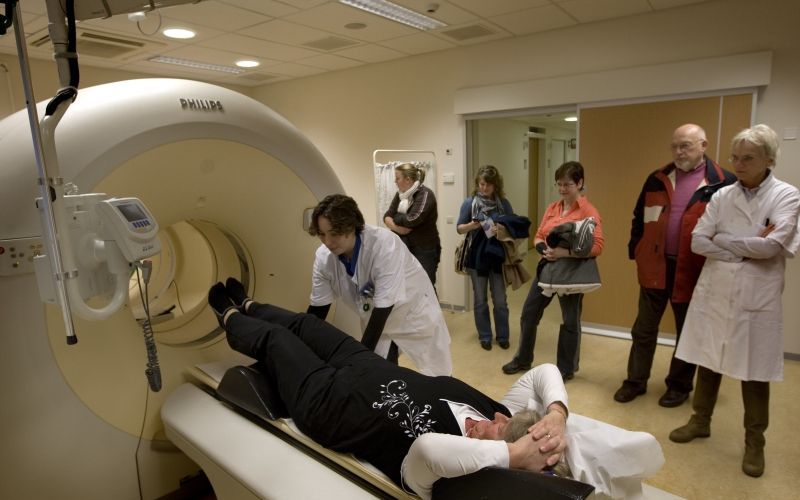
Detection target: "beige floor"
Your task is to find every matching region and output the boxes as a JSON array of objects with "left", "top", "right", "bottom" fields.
[{"left": 404, "top": 264, "right": 800, "bottom": 500}]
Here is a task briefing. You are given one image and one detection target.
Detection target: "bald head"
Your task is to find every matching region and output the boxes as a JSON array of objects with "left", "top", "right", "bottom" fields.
[{"left": 671, "top": 124, "right": 708, "bottom": 171}]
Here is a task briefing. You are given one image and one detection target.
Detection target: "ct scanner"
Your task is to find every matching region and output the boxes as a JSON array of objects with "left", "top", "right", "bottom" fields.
[{"left": 0, "top": 77, "right": 369, "bottom": 499}]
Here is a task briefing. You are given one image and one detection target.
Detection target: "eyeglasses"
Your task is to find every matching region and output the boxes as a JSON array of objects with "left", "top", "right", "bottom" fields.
[
  {"left": 669, "top": 140, "right": 703, "bottom": 152},
  {"left": 728, "top": 154, "right": 762, "bottom": 165},
  {"left": 555, "top": 181, "right": 576, "bottom": 189}
]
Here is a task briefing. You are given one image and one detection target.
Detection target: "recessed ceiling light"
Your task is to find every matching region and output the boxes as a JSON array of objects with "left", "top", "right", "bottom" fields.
[
  {"left": 148, "top": 55, "right": 245, "bottom": 74},
  {"left": 235, "top": 60, "right": 260, "bottom": 68},
  {"left": 345, "top": 22, "right": 367, "bottom": 30},
  {"left": 564, "top": 116, "right": 578, "bottom": 122},
  {"left": 339, "top": 0, "right": 446, "bottom": 31},
  {"left": 162, "top": 27, "right": 196, "bottom": 39}
]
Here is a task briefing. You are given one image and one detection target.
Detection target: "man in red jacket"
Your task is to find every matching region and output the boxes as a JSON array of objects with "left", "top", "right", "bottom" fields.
[{"left": 614, "top": 124, "right": 736, "bottom": 407}]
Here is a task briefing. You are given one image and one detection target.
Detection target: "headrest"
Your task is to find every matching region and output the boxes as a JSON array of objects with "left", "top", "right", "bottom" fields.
[{"left": 216, "top": 363, "right": 289, "bottom": 420}]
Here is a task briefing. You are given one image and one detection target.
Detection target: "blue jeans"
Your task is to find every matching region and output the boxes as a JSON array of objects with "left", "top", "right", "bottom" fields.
[
  {"left": 516, "top": 275, "right": 583, "bottom": 376},
  {"left": 468, "top": 269, "right": 509, "bottom": 343}
]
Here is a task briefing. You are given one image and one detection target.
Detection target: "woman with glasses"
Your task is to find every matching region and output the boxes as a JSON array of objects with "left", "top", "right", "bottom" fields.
[
  {"left": 457, "top": 165, "right": 515, "bottom": 350},
  {"left": 502, "top": 161, "right": 604, "bottom": 381},
  {"left": 670, "top": 124, "right": 800, "bottom": 478}
]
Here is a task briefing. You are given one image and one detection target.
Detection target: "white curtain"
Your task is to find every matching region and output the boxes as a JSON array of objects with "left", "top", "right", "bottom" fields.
[{"left": 374, "top": 160, "right": 432, "bottom": 227}]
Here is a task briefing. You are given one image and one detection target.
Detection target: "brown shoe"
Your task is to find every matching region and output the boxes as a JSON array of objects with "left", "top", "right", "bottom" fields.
[
  {"left": 613, "top": 384, "right": 646, "bottom": 403},
  {"left": 669, "top": 416, "right": 711, "bottom": 443},
  {"left": 742, "top": 445, "right": 765, "bottom": 477}
]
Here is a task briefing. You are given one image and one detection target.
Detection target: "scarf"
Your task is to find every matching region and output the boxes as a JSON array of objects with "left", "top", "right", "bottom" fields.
[
  {"left": 471, "top": 192, "right": 504, "bottom": 220},
  {"left": 397, "top": 181, "right": 420, "bottom": 214}
]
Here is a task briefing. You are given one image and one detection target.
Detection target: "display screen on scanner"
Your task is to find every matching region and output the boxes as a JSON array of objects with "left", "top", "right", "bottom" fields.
[{"left": 117, "top": 203, "right": 147, "bottom": 222}]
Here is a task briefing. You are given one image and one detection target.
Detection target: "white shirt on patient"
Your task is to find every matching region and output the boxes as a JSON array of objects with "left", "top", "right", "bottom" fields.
[{"left": 400, "top": 364, "right": 663, "bottom": 500}]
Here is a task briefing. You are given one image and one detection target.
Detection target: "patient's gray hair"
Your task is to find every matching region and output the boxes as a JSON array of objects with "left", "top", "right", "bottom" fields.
[{"left": 503, "top": 409, "right": 572, "bottom": 478}]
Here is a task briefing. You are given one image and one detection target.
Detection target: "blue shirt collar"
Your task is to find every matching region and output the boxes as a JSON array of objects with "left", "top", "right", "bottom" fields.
[{"left": 338, "top": 232, "right": 362, "bottom": 277}]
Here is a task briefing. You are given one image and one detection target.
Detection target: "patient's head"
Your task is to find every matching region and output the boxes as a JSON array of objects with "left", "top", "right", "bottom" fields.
[{"left": 503, "top": 409, "right": 572, "bottom": 478}]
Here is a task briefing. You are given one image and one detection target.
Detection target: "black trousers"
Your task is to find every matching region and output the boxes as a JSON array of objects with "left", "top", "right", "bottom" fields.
[
  {"left": 224, "top": 303, "right": 392, "bottom": 447},
  {"left": 623, "top": 257, "right": 697, "bottom": 393}
]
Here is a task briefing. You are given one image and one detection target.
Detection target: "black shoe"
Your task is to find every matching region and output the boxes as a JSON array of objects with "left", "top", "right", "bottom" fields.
[
  {"left": 480, "top": 340, "right": 492, "bottom": 351},
  {"left": 502, "top": 358, "right": 531, "bottom": 375},
  {"left": 208, "top": 282, "right": 236, "bottom": 328},
  {"left": 562, "top": 373, "right": 574, "bottom": 382},
  {"left": 225, "top": 277, "right": 249, "bottom": 307},
  {"left": 613, "top": 384, "right": 646, "bottom": 403},
  {"left": 498, "top": 340, "right": 510, "bottom": 349},
  {"left": 658, "top": 389, "right": 690, "bottom": 408}
]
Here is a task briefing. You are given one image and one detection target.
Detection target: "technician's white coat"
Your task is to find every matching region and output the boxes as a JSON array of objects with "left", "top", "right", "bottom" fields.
[
  {"left": 676, "top": 175, "right": 800, "bottom": 381},
  {"left": 310, "top": 225, "right": 452, "bottom": 376}
]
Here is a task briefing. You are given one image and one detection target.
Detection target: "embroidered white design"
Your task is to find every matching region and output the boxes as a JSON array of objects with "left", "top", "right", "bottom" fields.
[{"left": 372, "top": 379, "right": 435, "bottom": 438}]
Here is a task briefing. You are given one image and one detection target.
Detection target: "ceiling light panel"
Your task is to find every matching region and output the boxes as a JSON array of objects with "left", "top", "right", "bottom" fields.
[
  {"left": 340, "top": 0, "right": 446, "bottom": 30},
  {"left": 148, "top": 55, "right": 246, "bottom": 74}
]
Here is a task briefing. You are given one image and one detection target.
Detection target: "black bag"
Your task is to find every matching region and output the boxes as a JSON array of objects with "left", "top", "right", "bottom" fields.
[{"left": 454, "top": 233, "right": 472, "bottom": 275}]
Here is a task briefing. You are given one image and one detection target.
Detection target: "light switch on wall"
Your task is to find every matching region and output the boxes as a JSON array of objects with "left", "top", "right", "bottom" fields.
[{"left": 442, "top": 172, "right": 455, "bottom": 184}]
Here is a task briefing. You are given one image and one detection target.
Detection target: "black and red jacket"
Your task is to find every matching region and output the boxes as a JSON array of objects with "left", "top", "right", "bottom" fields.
[{"left": 628, "top": 157, "right": 736, "bottom": 302}]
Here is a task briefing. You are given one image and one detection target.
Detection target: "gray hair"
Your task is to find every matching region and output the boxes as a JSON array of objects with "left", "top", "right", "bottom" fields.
[
  {"left": 732, "top": 124, "right": 780, "bottom": 163},
  {"left": 503, "top": 409, "right": 572, "bottom": 478}
]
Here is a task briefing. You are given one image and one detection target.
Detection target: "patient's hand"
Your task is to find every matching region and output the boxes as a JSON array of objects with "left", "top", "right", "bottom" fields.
[
  {"left": 529, "top": 406, "right": 567, "bottom": 466},
  {"left": 507, "top": 432, "right": 549, "bottom": 472}
]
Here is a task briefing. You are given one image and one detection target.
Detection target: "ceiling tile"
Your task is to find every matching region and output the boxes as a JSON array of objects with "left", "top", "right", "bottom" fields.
[
  {"left": 648, "top": 0, "right": 711, "bottom": 9},
  {"left": 239, "top": 19, "right": 352, "bottom": 46},
  {"left": 558, "top": 0, "right": 653, "bottom": 23},
  {"left": 380, "top": 32, "right": 456, "bottom": 55},
  {"left": 199, "top": 33, "right": 321, "bottom": 61},
  {"left": 79, "top": 13, "right": 226, "bottom": 46},
  {"left": 218, "top": 0, "right": 301, "bottom": 17},
  {"left": 159, "top": 0, "right": 272, "bottom": 30},
  {"left": 284, "top": 2, "right": 419, "bottom": 42},
  {"left": 272, "top": 0, "right": 329, "bottom": 8},
  {"left": 334, "top": 44, "right": 407, "bottom": 64},
  {"left": 266, "top": 62, "right": 327, "bottom": 77},
  {"left": 297, "top": 53, "right": 364, "bottom": 70},
  {"left": 489, "top": 4, "right": 577, "bottom": 36},
  {"left": 449, "top": 0, "right": 551, "bottom": 18}
]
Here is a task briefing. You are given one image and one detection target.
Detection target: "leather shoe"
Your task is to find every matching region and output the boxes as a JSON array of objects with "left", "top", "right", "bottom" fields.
[
  {"left": 742, "top": 445, "right": 765, "bottom": 477},
  {"left": 613, "top": 384, "right": 646, "bottom": 403},
  {"left": 658, "top": 389, "right": 689, "bottom": 408},
  {"left": 562, "top": 373, "right": 574, "bottom": 382},
  {"left": 480, "top": 340, "right": 492, "bottom": 351},
  {"left": 502, "top": 358, "right": 531, "bottom": 375},
  {"left": 498, "top": 340, "right": 510, "bottom": 349}
]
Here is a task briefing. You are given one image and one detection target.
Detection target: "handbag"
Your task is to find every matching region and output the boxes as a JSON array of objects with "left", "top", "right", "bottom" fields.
[
  {"left": 538, "top": 257, "right": 601, "bottom": 297},
  {"left": 454, "top": 233, "right": 472, "bottom": 275}
]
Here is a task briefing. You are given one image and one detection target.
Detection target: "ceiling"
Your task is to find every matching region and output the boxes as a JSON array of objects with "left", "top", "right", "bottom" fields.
[{"left": 1, "top": 0, "right": 711, "bottom": 88}]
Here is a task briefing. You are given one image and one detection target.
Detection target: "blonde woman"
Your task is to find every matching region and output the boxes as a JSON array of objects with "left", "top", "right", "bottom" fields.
[{"left": 384, "top": 163, "right": 441, "bottom": 287}]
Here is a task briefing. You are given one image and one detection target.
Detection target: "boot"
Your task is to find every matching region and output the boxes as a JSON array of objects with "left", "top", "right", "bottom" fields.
[
  {"left": 669, "top": 367, "right": 721, "bottom": 443},
  {"left": 741, "top": 381, "right": 769, "bottom": 477}
]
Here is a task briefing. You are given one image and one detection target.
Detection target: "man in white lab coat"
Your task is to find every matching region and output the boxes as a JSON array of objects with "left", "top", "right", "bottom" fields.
[{"left": 670, "top": 124, "right": 800, "bottom": 478}]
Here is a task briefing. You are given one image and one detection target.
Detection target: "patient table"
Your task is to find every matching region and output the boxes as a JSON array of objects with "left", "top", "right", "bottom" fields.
[{"left": 162, "top": 360, "right": 595, "bottom": 499}]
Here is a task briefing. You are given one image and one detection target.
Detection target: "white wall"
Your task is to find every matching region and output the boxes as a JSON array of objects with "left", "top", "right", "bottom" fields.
[
  {"left": 248, "top": 0, "right": 800, "bottom": 354},
  {"left": 475, "top": 118, "right": 530, "bottom": 217}
]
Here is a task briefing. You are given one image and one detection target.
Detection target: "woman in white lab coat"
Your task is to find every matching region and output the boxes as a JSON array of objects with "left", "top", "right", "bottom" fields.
[
  {"left": 306, "top": 194, "right": 452, "bottom": 376},
  {"left": 670, "top": 125, "right": 800, "bottom": 478}
]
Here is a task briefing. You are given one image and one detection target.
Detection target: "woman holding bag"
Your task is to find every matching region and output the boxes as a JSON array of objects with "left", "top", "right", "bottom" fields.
[
  {"left": 457, "top": 165, "right": 514, "bottom": 351},
  {"left": 502, "top": 161, "right": 604, "bottom": 380}
]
